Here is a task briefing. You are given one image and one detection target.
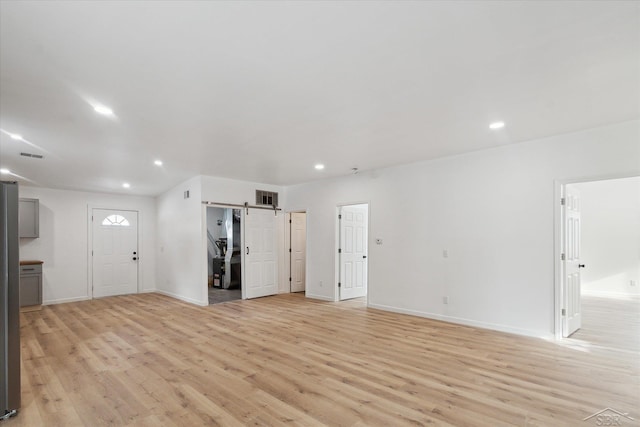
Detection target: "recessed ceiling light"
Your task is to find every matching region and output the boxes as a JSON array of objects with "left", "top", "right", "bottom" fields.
[
  {"left": 94, "top": 105, "right": 114, "bottom": 116},
  {"left": 489, "top": 121, "right": 505, "bottom": 130},
  {"left": 315, "top": 164, "right": 325, "bottom": 170},
  {"left": 122, "top": 183, "right": 130, "bottom": 188},
  {"left": 0, "top": 168, "right": 10, "bottom": 174},
  {"left": 154, "top": 160, "right": 163, "bottom": 166},
  {"left": 9, "top": 133, "right": 23, "bottom": 140}
]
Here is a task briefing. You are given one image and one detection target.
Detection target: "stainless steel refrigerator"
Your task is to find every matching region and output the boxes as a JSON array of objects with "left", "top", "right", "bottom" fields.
[{"left": 1, "top": 181, "right": 20, "bottom": 420}]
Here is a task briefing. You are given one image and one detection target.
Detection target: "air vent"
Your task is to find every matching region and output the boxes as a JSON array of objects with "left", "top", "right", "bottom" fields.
[
  {"left": 20, "top": 152, "right": 44, "bottom": 159},
  {"left": 256, "top": 190, "right": 278, "bottom": 207}
]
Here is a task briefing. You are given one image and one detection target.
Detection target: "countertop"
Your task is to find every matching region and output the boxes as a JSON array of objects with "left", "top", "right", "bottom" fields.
[{"left": 20, "top": 260, "right": 44, "bottom": 265}]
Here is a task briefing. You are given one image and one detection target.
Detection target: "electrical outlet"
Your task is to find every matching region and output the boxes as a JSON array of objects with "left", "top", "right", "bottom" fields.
[
  {"left": 319, "top": 281, "right": 323, "bottom": 287},
  {"left": 443, "top": 250, "right": 448, "bottom": 258},
  {"left": 631, "top": 280, "right": 637, "bottom": 287},
  {"left": 443, "top": 296, "right": 449, "bottom": 304}
]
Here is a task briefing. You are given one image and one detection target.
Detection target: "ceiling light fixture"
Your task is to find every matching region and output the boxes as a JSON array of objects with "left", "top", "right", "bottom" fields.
[
  {"left": 315, "top": 164, "right": 325, "bottom": 170},
  {"left": 94, "top": 105, "right": 114, "bottom": 116},
  {"left": 122, "top": 183, "right": 130, "bottom": 188},
  {"left": 489, "top": 121, "right": 505, "bottom": 130},
  {"left": 0, "top": 168, "right": 10, "bottom": 174},
  {"left": 154, "top": 160, "right": 163, "bottom": 166}
]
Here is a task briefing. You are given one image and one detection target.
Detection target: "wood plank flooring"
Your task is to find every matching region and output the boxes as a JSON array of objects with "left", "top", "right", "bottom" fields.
[
  {"left": 570, "top": 294, "right": 640, "bottom": 353},
  {"left": 5, "top": 293, "right": 639, "bottom": 426}
]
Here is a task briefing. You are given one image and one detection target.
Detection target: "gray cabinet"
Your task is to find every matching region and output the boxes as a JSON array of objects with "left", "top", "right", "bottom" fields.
[
  {"left": 19, "top": 198, "right": 39, "bottom": 238},
  {"left": 20, "top": 264, "right": 42, "bottom": 307}
]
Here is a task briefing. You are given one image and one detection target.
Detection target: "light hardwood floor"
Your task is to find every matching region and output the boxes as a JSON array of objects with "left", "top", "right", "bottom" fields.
[
  {"left": 5, "top": 293, "right": 639, "bottom": 426},
  {"left": 570, "top": 294, "right": 640, "bottom": 353}
]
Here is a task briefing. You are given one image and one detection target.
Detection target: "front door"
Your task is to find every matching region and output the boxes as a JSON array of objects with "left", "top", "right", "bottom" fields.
[
  {"left": 339, "top": 204, "right": 368, "bottom": 300},
  {"left": 92, "top": 209, "right": 138, "bottom": 298},
  {"left": 245, "top": 209, "right": 278, "bottom": 299},
  {"left": 290, "top": 212, "right": 306, "bottom": 293},
  {"left": 563, "top": 186, "right": 582, "bottom": 337}
]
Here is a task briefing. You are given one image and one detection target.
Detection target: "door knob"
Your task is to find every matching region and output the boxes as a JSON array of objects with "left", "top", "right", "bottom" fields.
[
  {"left": 363, "top": 255, "right": 367, "bottom": 259},
  {"left": 578, "top": 264, "right": 585, "bottom": 268},
  {"left": 133, "top": 257, "right": 138, "bottom": 261}
]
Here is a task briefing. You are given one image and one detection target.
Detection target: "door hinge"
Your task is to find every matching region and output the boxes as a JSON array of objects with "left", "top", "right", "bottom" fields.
[
  {"left": 561, "top": 308, "right": 566, "bottom": 316},
  {"left": 561, "top": 198, "right": 565, "bottom": 206},
  {"left": 91, "top": 215, "right": 94, "bottom": 221},
  {"left": 338, "top": 282, "right": 341, "bottom": 288},
  {"left": 338, "top": 214, "right": 342, "bottom": 219},
  {"left": 289, "top": 219, "right": 292, "bottom": 224},
  {"left": 91, "top": 250, "right": 93, "bottom": 256},
  {"left": 561, "top": 253, "right": 565, "bottom": 261},
  {"left": 338, "top": 248, "right": 342, "bottom": 254},
  {"left": 289, "top": 277, "right": 292, "bottom": 282},
  {"left": 289, "top": 248, "right": 292, "bottom": 253}
]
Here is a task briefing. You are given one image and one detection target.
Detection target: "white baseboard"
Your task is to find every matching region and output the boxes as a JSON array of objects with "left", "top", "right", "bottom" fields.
[
  {"left": 43, "top": 296, "right": 91, "bottom": 305},
  {"left": 367, "top": 303, "right": 552, "bottom": 339},
  {"left": 154, "top": 289, "right": 209, "bottom": 306},
  {"left": 305, "top": 293, "right": 334, "bottom": 302}
]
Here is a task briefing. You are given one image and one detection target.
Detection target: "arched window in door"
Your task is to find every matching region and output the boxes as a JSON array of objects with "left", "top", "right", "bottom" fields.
[{"left": 101, "top": 214, "right": 130, "bottom": 226}]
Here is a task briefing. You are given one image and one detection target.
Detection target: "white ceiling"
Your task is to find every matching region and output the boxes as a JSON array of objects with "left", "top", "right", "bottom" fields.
[{"left": 1, "top": 1, "right": 638, "bottom": 196}]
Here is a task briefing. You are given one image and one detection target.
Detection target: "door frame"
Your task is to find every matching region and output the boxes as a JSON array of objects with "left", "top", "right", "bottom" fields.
[
  {"left": 334, "top": 201, "right": 370, "bottom": 303},
  {"left": 87, "top": 206, "right": 140, "bottom": 300},
  {"left": 285, "top": 210, "right": 308, "bottom": 294},
  {"left": 553, "top": 172, "right": 639, "bottom": 339},
  {"left": 202, "top": 204, "right": 246, "bottom": 302}
]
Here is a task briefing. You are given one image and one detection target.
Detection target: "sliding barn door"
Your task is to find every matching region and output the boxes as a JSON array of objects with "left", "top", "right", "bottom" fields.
[{"left": 245, "top": 209, "right": 278, "bottom": 299}]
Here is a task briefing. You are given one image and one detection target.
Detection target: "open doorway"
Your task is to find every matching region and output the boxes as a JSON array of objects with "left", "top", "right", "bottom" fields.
[
  {"left": 556, "top": 176, "right": 639, "bottom": 351},
  {"left": 337, "top": 203, "right": 369, "bottom": 301},
  {"left": 569, "top": 177, "right": 640, "bottom": 350},
  {"left": 289, "top": 212, "right": 307, "bottom": 293},
  {"left": 206, "top": 206, "right": 242, "bottom": 304}
]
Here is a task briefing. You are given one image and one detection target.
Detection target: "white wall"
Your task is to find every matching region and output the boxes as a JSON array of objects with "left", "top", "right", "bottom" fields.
[
  {"left": 201, "top": 175, "right": 284, "bottom": 207},
  {"left": 18, "top": 186, "right": 156, "bottom": 304},
  {"left": 575, "top": 177, "right": 640, "bottom": 296},
  {"left": 284, "top": 120, "right": 640, "bottom": 337},
  {"left": 155, "top": 175, "right": 205, "bottom": 305}
]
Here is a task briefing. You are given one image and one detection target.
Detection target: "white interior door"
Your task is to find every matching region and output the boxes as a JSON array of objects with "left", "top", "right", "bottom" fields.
[
  {"left": 563, "top": 186, "right": 582, "bottom": 337},
  {"left": 290, "top": 212, "right": 306, "bottom": 293},
  {"left": 245, "top": 209, "right": 278, "bottom": 299},
  {"left": 339, "top": 205, "right": 368, "bottom": 300},
  {"left": 93, "top": 209, "right": 138, "bottom": 298}
]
